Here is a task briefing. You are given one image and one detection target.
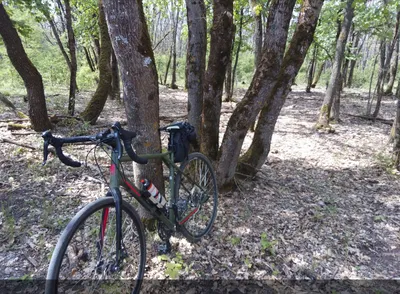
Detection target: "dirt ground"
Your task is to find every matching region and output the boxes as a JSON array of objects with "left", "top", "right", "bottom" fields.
[{"left": 1, "top": 85, "right": 400, "bottom": 293}]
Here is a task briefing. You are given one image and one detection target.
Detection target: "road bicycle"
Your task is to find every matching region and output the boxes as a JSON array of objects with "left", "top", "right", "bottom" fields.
[{"left": 42, "top": 121, "right": 218, "bottom": 294}]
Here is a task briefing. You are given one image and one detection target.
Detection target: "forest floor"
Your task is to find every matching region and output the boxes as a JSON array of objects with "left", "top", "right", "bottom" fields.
[{"left": 1, "top": 85, "right": 400, "bottom": 293}]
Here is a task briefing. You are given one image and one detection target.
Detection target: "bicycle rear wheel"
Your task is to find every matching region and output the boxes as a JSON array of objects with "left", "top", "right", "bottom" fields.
[
  {"left": 46, "top": 197, "right": 146, "bottom": 294},
  {"left": 175, "top": 152, "right": 218, "bottom": 242}
]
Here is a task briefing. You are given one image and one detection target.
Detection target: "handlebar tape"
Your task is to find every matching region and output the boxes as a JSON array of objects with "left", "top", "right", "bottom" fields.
[
  {"left": 119, "top": 128, "right": 148, "bottom": 164},
  {"left": 54, "top": 143, "right": 82, "bottom": 167}
]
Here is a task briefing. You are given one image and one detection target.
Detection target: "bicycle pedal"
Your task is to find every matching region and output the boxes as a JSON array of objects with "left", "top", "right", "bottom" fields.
[{"left": 157, "top": 241, "right": 171, "bottom": 255}]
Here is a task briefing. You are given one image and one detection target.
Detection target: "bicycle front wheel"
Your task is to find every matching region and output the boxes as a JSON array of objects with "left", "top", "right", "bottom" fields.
[
  {"left": 175, "top": 152, "right": 218, "bottom": 242},
  {"left": 46, "top": 197, "right": 146, "bottom": 294}
]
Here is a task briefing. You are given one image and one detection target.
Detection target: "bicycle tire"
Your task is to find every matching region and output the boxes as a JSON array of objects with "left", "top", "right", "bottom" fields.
[
  {"left": 175, "top": 152, "right": 218, "bottom": 242},
  {"left": 45, "top": 197, "right": 146, "bottom": 294}
]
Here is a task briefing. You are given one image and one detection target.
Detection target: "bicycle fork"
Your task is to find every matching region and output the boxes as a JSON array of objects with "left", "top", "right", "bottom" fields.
[{"left": 97, "top": 188, "right": 124, "bottom": 273}]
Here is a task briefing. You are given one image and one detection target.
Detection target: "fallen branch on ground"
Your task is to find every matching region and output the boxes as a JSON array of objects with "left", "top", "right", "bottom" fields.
[
  {"left": 0, "top": 138, "right": 37, "bottom": 150},
  {"left": 344, "top": 113, "right": 393, "bottom": 125}
]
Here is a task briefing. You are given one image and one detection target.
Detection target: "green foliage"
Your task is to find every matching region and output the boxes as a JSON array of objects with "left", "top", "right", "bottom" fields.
[
  {"left": 230, "top": 236, "right": 241, "bottom": 246},
  {"left": 260, "top": 232, "right": 277, "bottom": 255}
]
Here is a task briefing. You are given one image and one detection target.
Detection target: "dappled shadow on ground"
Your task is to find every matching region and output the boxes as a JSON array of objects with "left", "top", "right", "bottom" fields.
[{"left": 0, "top": 85, "right": 399, "bottom": 288}]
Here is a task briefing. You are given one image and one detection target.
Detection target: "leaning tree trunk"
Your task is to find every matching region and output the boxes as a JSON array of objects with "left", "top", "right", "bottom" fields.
[
  {"left": 316, "top": 0, "right": 354, "bottom": 129},
  {"left": 0, "top": 3, "right": 52, "bottom": 131},
  {"left": 65, "top": 0, "right": 78, "bottom": 116},
  {"left": 236, "top": 0, "right": 324, "bottom": 180},
  {"left": 216, "top": 0, "right": 297, "bottom": 189},
  {"left": 186, "top": 0, "right": 206, "bottom": 142},
  {"left": 103, "top": 0, "right": 164, "bottom": 220},
  {"left": 109, "top": 49, "right": 120, "bottom": 101},
  {"left": 347, "top": 33, "right": 362, "bottom": 88},
  {"left": 80, "top": 0, "right": 112, "bottom": 124},
  {"left": 201, "top": 0, "right": 234, "bottom": 161}
]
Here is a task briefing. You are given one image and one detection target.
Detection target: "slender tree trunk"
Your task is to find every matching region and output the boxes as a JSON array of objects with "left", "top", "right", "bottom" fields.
[
  {"left": 164, "top": 46, "right": 172, "bottom": 85},
  {"left": 249, "top": 0, "right": 263, "bottom": 67},
  {"left": 92, "top": 41, "right": 99, "bottom": 66},
  {"left": 64, "top": 0, "right": 77, "bottom": 116},
  {"left": 397, "top": 72, "right": 400, "bottom": 98},
  {"left": 103, "top": 0, "right": 163, "bottom": 220},
  {"left": 0, "top": 3, "right": 52, "bottom": 131},
  {"left": 224, "top": 23, "right": 236, "bottom": 102},
  {"left": 366, "top": 51, "right": 379, "bottom": 116},
  {"left": 385, "top": 38, "right": 399, "bottom": 95},
  {"left": 331, "top": 72, "right": 342, "bottom": 121},
  {"left": 201, "top": 0, "right": 234, "bottom": 161},
  {"left": 316, "top": 0, "right": 354, "bottom": 129},
  {"left": 84, "top": 46, "right": 96, "bottom": 72},
  {"left": 235, "top": 0, "right": 324, "bottom": 181},
  {"left": 216, "top": 0, "right": 298, "bottom": 188},
  {"left": 80, "top": 0, "right": 112, "bottom": 124},
  {"left": 306, "top": 43, "right": 317, "bottom": 93},
  {"left": 109, "top": 49, "right": 120, "bottom": 101},
  {"left": 186, "top": 0, "right": 206, "bottom": 140},
  {"left": 170, "top": 6, "right": 180, "bottom": 89},
  {"left": 347, "top": 33, "right": 362, "bottom": 88},
  {"left": 373, "top": 10, "right": 400, "bottom": 118},
  {"left": 311, "top": 61, "right": 324, "bottom": 88},
  {"left": 45, "top": 14, "right": 72, "bottom": 71},
  {"left": 394, "top": 95, "right": 400, "bottom": 169},
  {"left": 231, "top": 8, "right": 244, "bottom": 97}
]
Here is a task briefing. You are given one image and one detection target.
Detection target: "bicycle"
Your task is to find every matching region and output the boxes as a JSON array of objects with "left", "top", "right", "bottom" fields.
[{"left": 42, "top": 121, "right": 218, "bottom": 294}]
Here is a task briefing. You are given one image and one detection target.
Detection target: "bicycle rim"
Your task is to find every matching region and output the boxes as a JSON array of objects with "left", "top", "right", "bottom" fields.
[{"left": 46, "top": 197, "right": 146, "bottom": 294}]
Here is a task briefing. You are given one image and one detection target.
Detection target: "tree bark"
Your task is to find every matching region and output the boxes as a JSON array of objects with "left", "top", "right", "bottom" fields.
[
  {"left": 164, "top": 46, "right": 172, "bottom": 85},
  {"left": 311, "top": 60, "right": 324, "bottom": 88},
  {"left": 236, "top": 0, "right": 324, "bottom": 180},
  {"left": 103, "top": 0, "right": 164, "bottom": 219},
  {"left": 64, "top": 0, "right": 78, "bottom": 116},
  {"left": 231, "top": 8, "right": 244, "bottom": 98},
  {"left": 249, "top": 0, "right": 263, "bottom": 67},
  {"left": 347, "top": 33, "right": 362, "bottom": 88},
  {"left": 80, "top": 0, "right": 112, "bottom": 124},
  {"left": 394, "top": 95, "right": 400, "bottom": 169},
  {"left": 384, "top": 37, "right": 399, "bottom": 95},
  {"left": 201, "top": 0, "right": 234, "bottom": 161},
  {"left": 373, "top": 10, "right": 400, "bottom": 118},
  {"left": 170, "top": 5, "right": 180, "bottom": 89},
  {"left": 306, "top": 43, "right": 317, "bottom": 93},
  {"left": 109, "top": 49, "right": 120, "bottom": 101},
  {"left": 316, "top": 0, "right": 354, "bottom": 129},
  {"left": 186, "top": 0, "right": 206, "bottom": 141},
  {"left": 84, "top": 46, "right": 96, "bottom": 72},
  {"left": 0, "top": 3, "right": 52, "bottom": 131},
  {"left": 216, "top": 0, "right": 297, "bottom": 188}
]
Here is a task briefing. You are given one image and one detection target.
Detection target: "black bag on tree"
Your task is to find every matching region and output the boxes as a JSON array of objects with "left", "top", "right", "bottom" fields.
[{"left": 168, "top": 122, "right": 197, "bottom": 163}]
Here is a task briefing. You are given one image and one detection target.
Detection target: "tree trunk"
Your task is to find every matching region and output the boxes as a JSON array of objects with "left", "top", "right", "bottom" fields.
[
  {"left": 164, "top": 46, "right": 172, "bottom": 85},
  {"left": 316, "top": 0, "right": 354, "bottom": 129},
  {"left": 45, "top": 14, "right": 72, "bottom": 71},
  {"left": 186, "top": 0, "right": 206, "bottom": 141},
  {"left": 224, "top": 23, "right": 236, "bottom": 102},
  {"left": 170, "top": 6, "right": 180, "bottom": 89},
  {"left": 384, "top": 38, "right": 399, "bottom": 95},
  {"left": 201, "top": 0, "right": 234, "bottom": 161},
  {"left": 109, "top": 49, "right": 120, "bottom": 101},
  {"left": 347, "top": 33, "right": 362, "bottom": 88},
  {"left": 80, "top": 0, "right": 112, "bottom": 124},
  {"left": 235, "top": 0, "right": 324, "bottom": 181},
  {"left": 0, "top": 3, "right": 52, "bottom": 131},
  {"left": 331, "top": 72, "right": 342, "bottom": 121},
  {"left": 64, "top": 0, "right": 78, "bottom": 116},
  {"left": 311, "top": 61, "right": 324, "bottom": 88},
  {"left": 216, "top": 0, "right": 298, "bottom": 188},
  {"left": 103, "top": 0, "right": 164, "bottom": 219},
  {"left": 231, "top": 8, "right": 244, "bottom": 98},
  {"left": 373, "top": 10, "right": 400, "bottom": 118},
  {"left": 84, "top": 46, "right": 96, "bottom": 72},
  {"left": 306, "top": 43, "right": 317, "bottom": 93},
  {"left": 249, "top": 0, "right": 263, "bottom": 67},
  {"left": 394, "top": 95, "right": 400, "bottom": 169}
]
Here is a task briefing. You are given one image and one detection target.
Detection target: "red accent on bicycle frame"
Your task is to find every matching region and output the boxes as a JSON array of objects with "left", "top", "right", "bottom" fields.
[
  {"left": 124, "top": 180, "right": 141, "bottom": 197},
  {"left": 179, "top": 207, "right": 199, "bottom": 225},
  {"left": 109, "top": 164, "right": 116, "bottom": 175},
  {"left": 101, "top": 208, "right": 109, "bottom": 241}
]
